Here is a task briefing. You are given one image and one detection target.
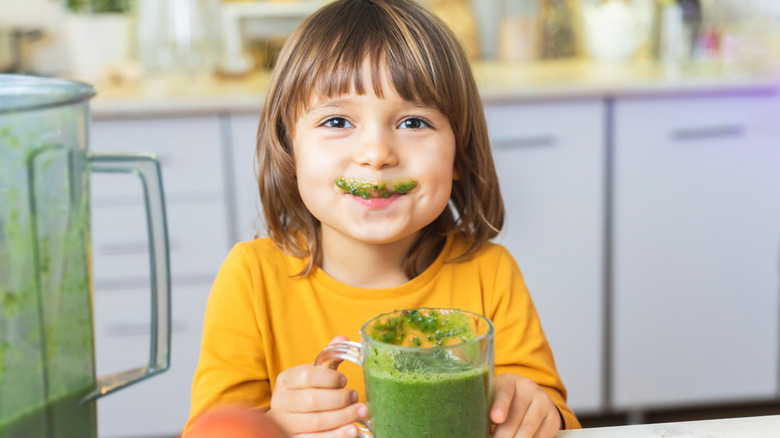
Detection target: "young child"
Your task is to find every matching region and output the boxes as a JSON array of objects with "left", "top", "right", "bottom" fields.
[{"left": 186, "top": 0, "right": 580, "bottom": 436}]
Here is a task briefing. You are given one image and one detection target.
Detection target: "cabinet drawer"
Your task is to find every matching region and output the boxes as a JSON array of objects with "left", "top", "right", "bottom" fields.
[
  {"left": 485, "top": 101, "right": 594, "bottom": 148},
  {"left": 93, "top": 283, "right": 211, "bottom": 437},
  {"left": 91, "top": 199, "right": 229, "bottom": 283},
  {"left": 90, "top": 116, "right": 225, "bottom": 202},
  {"left": 614, "top": 93, "right": 779, "bottom": 151}
]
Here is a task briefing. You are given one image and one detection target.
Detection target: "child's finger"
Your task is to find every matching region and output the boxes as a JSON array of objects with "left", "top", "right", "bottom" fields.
[
  {"left": 280, "top": 365, "right": 347, "bottom": 390},
  {"left": 295, "top": 423, "right": 360, "bottom": 438},
  {"left": 531, "top": 411, "right": 561, "bottom": 438},
  {"left": 296, "top": 423, "right": 358, "bottom": 438},
  {"left": 492, "top": 399, "right": 527, "bottom": 438},
  {"left": 322, "top": 336, "right": 349, "bottom": 369},
  {"left": 282, "top": 402, "right": 367, "bottom": 435},
  {"left": 489, "top": 376, "right": 516, "bottom": 424},
  {"left": 515, "top": 400, "right": 546, "bottom": 438},
  {"left": 276, "top": 387, "right": 358, "bottom": 413},
  {"left": 492, "top": 417, "right": 521, "bottom": 438},
  {"left": 328, "top": 335, "right": 349, "bottom": 345}
]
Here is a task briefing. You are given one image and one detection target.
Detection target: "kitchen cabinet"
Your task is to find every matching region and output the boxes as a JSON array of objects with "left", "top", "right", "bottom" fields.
[
  {"left": 486, "top": 100, "right": 607, "bottom": 414},
  {"left": 611, "top": 92, "right": 780, "bottom": 409},
  {"left": 89, "top": 116, "right": 232, "bottom": 437},
  {"left": 92, "top": 284, "right": 211, "bottom": 437},
  {"left": 227, "top": 112, "right": 266, "bottom": 243},
  {"left": 81, "top": 79, "right": 780, "bottom": 435}
]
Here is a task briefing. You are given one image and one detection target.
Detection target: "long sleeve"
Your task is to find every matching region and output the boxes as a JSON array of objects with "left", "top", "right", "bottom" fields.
[{"left": 185, "top": 244, "right": 271, "bottom": 432}]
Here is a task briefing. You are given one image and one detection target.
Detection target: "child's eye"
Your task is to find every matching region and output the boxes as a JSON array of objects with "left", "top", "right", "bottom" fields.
[
  {"left": 398, "top": 117, "right": 432, "bottom": 130},
  {"left": 320, "top": 117, "right": 354, "bottom": 129}
]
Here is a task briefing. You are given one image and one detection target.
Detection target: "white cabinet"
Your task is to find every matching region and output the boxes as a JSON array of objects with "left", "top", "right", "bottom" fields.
[
  {"left": 611, "top": 93, "right": 780, "bottom": 409},
  {"left": 92, "top": 284, "right": 211, "bottom": 437},
  {"left": 89, "top": 116, "right": 231, "bottom": 437},
  {"left": 486, "top": 100, "right": 607, "bottom": 414},
  {"left": 81, "top": 87, "right": 780, "bottom": 435},
  {"left": 227, "top": 112, "right": 266, "bottom": 243}
]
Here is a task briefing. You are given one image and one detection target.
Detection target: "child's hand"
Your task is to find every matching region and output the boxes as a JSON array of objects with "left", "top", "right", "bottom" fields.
[
  {"left": 490, "top": 373, "right": 562, "bottom": 438},
  {"left": 268, "top": 336, "right": 367, "bottom": 437}
]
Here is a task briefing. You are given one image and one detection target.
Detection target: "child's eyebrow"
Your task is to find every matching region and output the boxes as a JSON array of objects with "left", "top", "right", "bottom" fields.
[
  {"left": 307, "top": 97, "right": 354, "bottom": 113},
  {"left": 303, "top": 96, "right": 444, "bottom": 118}
]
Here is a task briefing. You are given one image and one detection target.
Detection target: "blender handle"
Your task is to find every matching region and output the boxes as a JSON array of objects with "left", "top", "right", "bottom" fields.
[{"left": 82, "top": 152, "right": 171, "bottom": 402}]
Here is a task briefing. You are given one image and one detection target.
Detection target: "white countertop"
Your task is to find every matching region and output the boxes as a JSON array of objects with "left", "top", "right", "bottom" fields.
[
  {"left": 88, "top": 59, "right": 780, "bottom": 119},
  {"left": 557, "top": 415, "right": 780, "bottom": 438}
]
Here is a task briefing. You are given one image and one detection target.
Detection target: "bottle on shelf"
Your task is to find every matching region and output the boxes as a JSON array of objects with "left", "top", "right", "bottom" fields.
[{"left": 539, "top": 0, "right": 577, "bottom": 59}]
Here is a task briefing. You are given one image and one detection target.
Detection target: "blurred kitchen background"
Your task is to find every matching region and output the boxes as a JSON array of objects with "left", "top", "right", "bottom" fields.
[
  {"left": 2, "top": 0, "right": 780, "bottom": 78},
  {"left": 2, "top": 1, "right": 780, "bottom": 437}
]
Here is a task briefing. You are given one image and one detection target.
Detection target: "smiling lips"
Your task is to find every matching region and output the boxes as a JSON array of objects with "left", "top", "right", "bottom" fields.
[
  {"left": 335, "top": 177, "right": 417, "bottom": 199},
  {"left": 353, "top": 196, "right": 401, "bottom": 208}
]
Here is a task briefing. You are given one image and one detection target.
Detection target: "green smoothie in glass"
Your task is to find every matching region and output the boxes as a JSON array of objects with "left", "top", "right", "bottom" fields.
[{"left": 315, "top": 308, "right": 495, "bottom": 438}]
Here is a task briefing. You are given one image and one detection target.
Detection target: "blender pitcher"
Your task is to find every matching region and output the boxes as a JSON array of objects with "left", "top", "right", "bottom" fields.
[{"left": 0, "top": 75, "right": 171, "bottom": 438}]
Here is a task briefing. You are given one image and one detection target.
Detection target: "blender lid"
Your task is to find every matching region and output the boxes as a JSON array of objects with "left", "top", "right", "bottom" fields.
[{"left": 0, "top": 74, "right": 96, "bottom": 114}]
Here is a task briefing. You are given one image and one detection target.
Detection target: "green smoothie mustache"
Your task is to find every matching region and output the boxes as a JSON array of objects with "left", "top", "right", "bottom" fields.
[{"left": 335, "top": 176, "right": 417, "bottom": 199}]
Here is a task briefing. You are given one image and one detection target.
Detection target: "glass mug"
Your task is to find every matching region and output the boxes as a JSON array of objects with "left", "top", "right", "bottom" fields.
[{"left": 314, "top": 308, "right": 494, "bottom": 438}]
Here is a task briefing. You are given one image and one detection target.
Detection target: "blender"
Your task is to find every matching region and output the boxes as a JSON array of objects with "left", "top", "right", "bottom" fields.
[{"left": 0, "top": 75, "right": 171, "bottom": 438}]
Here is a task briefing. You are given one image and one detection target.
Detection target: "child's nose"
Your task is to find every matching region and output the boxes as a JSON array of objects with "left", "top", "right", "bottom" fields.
[{"left": 353, "top": 129, "right": 398, "bottom": 170}]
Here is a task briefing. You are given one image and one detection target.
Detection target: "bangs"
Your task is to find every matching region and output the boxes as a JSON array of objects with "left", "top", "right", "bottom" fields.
[
  {"left": 280, "top": 0, "right": 465, "bottom": 124},
  {"left": 258, "top": 0, "right": 502, "bottom": 276}
]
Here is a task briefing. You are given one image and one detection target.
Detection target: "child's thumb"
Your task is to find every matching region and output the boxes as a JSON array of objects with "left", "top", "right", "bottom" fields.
[
  {"left": 319, "top": 336, "right": 350, "bottom": 370},
  {"left": 328, "top": 335, "right": 349, "bottom": 345}
]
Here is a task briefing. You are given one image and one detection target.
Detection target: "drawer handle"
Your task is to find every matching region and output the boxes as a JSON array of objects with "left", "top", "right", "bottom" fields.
[
  {"left": 493, "top": 135, "right": 557, "bottom": 149},
  {"left": 671, "top": 125, "right": 745, "bottom": 141},
  {"left": 98, "top": 239, "right": 177, "bottom": 255},
  {"left": 107, "top": 320, "right": 187, "bottom": 337},
  {"left": 99, "top": 240, "right": 148, "bottom": 254}
]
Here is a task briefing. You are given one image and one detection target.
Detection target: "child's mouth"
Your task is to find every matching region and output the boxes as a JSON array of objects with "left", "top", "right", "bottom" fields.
[{"left": 335, "top": 176, "right": 417, "bottom": 199}]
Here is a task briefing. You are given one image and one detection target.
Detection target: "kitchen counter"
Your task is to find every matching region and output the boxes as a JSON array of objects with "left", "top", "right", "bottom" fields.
[
  {"left": 89, "top": 59, "right": 780, "bottom": 119},
  {"left": 557, "top": 415, "right": 780, "bottom": 437}
]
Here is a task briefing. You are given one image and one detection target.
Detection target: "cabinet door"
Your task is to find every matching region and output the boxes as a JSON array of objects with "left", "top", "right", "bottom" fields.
[
  {"left": 90, "top": 116, "right": 226, "bottom": 201},
  {"left": 89, "top": 116, "right": 230, "bottom": 436},
  {"left": 486, "top": 100, "right": 606, "bottom": 414},
  {"left": 612, "top": 93, "right": 780, "bottom": 409},
  {"left": 93, "top": 284, "right": 211, "bottom": 437},
  {"left": 227, "top": 112, "right": 266, "bottom": 243}
]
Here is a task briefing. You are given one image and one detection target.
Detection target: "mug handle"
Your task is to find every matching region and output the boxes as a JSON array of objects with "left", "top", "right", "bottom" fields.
[
  {"left": 82, "top": 152, "right": 171, "bottom": 402},
  {"left": 313, "top": 341, "right": 372, "bottom": 438}
]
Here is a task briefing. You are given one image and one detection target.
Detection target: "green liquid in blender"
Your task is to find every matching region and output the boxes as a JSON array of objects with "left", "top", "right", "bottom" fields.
[
  {"left": 0, "top": 386, "right": 96, "bottom": 438},
  {"left": 0, "top": 118, "right": 97, "bottom": 438}
]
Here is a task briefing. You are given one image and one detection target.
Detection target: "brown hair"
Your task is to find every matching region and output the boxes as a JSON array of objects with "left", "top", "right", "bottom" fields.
[{"left": 256, "top": 0, "right": 504, "bottom": 277}]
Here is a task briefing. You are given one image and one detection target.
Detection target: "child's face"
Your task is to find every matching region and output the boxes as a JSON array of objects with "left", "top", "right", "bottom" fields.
[{"left": 291, "top": 70, "right": 457, "bottom": 248}]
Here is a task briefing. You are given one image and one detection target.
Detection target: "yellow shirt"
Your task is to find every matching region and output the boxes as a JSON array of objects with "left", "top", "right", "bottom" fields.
[{"left": 187, "top": 233, "right": 580, "bottom": 430}]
